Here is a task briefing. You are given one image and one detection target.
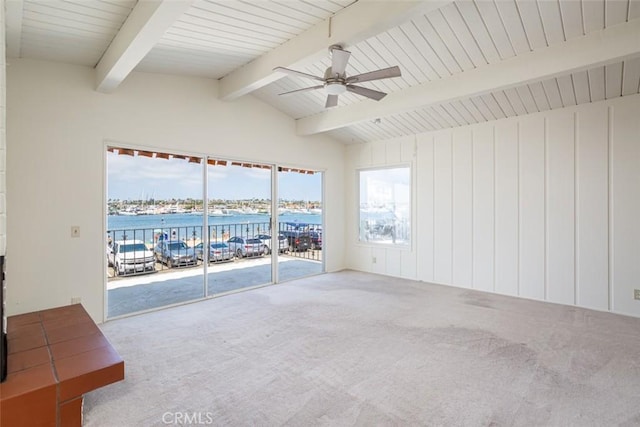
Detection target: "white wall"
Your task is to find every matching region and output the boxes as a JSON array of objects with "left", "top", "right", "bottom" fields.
[
  {"left": 6, "top": 58, "right": 346, "bottom": 321},
  {"left": 345, "top": 94, "right": 640, "bottom": 318},
  {"left": 0, "top": 1, "right": 6, "bottom": 259}
]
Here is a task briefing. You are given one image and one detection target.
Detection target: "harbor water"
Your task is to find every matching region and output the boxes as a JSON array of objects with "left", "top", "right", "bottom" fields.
[{"left": 108, "top": 212, "right": 321, "bottom": 244}]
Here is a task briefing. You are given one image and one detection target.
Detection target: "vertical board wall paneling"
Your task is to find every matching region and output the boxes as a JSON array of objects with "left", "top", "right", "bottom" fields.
[
  {"left": 546, "top": 109, "right": 576, "bottom": 305},
  {"left": 610, "top": 97, "right": 640, "bottom": 316},
  {"left": 472, "top": 124, "right": 495, "bottom": 291},
  {"left": 576, "top": 102, "right": 609, "bottom": 311},
  {"left": 356, "top": 143, "right": 372, "bottom": 167},
  {"left": 348, "top": 145, "right": 373, "bottom": 273},
  {"left": 452, "top": 128, "right": 473, "bottom": 288},
  {"left": 385, "top": 139, "right": 402, "bottom": 164},
  {"left": 416, "top": 134, "right": 435, "bottom": 282},
  {"left": 346, "top": 94, "right": 640, "bottom": 319},
  {"left": 494, "top": 121, "right": 519, "bottom": 296},
  {"left": 385, "top": 249, "right": 402, "bottom": 277},
  {"left": 434, "top": 131, "right": 453, "bottom": 284},
  {"left": 371, "top": 245, "right": 387, "bottom": 275},
  {"left": 518, "top": 115, "right": 546, "bottom": 300},
  {"left": 401, "top": 138, "right": 417, "bottom": 279},
  {"left": 371, "top": 141, "right": 386, "bottom": 165}
]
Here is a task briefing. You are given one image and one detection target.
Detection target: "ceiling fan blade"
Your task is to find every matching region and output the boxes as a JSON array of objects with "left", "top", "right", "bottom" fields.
[
  {"left": 346, "top": 85, "right": 387, "bottom": 101},
  {"left": 331, "top": 48, "right": 351, "bottom": 76},
  {"left": 273, "top": 66, "right": 324, "bottom": 82},
  {"left": 325, "top": 95, "right": 339, "bottom": 108},
  {"left": 278, "top": 85, "right": 324, "bottom": 96},
  {"left": 346, "top": 66, "right": 401, "bottom": 84}
]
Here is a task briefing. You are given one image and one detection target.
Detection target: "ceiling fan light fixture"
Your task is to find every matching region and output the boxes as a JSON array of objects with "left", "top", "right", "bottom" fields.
[
  {"left": 325, "top": 82, "right": 347, "bottom": 95},
  {"left": 274, "top": 45, "right": 402, "bottom": 108}
]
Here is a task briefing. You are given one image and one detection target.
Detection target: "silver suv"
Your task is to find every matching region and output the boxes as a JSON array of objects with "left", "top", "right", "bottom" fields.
[{"left": 254, "top": 234, "right": 289, "bottom": 254}]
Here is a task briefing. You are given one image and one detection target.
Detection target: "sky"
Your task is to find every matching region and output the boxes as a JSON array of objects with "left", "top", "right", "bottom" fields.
[{"left": 107, "top": 151, "right": 322, "bottom": 201}]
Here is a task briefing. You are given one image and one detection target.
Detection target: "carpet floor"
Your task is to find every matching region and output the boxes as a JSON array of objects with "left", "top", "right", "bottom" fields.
[{"left": 84, "top": 270, "right": 640, "bottom": 426}]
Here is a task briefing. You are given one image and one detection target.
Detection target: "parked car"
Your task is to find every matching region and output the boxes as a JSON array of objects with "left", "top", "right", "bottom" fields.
[
  {"left": 309, "top": 230, "right": 322, "bottom": 250},
  {"left": 226, "top": 236, "right": 266, "bottom": 258},
  {"left": 280, "top": 222, "right": 312, "bottom": 252},
  {"left": 108, "top": 240, "right": 155, "bottom": 276},
  {"left": 254, "top": 234, "right": 289, "bottom": 254},
  {"left": 154, "top": 240, "right": 197, "bottom": 268},
  {"left": 194, "top": 242, "right": 233, "bottom": 263}
]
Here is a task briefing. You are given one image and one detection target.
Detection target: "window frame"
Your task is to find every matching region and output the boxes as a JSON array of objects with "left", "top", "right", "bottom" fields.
[{"left": 357, "top": 164, "right": 412, "bottom": 248}]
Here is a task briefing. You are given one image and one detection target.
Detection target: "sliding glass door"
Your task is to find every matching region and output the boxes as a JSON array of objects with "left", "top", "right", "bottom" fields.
[
  {"left": 106, "top": 148, "right": 205, "bottom": 318},
  {"left": 106, "top": 147, "right": 324, "bottom": 318},
  {"left": 206, "top": 160, "right": 272, "bottom": 296},
  {"left": 277, "top": 167, "right": 324, "bottom": 282}
]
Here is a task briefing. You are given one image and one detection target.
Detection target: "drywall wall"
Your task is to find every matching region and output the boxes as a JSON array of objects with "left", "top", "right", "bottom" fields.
[
  {"left": 6, "top": 58, "right": 345, "bottom": 322},
  {"left": 0, "top": 3, "right": 5, "bottom": 258},
  {"left": 345, "top": 94, "right": 640, "bottom": 318}
]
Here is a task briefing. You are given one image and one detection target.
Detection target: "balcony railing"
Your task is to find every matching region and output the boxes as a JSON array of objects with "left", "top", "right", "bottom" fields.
[{"left": 107, "top": 221, "right": 322, "bottom": 278}]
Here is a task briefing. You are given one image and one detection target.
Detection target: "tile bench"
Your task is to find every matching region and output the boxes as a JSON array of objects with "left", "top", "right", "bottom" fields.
[{"left": 0, "top": 304, "right": 124, "bottom": 426}]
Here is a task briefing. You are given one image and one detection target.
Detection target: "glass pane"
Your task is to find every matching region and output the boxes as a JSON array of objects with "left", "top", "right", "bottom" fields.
[
  {"left": 206, "top": 161, "right": 271, "bottom": 295},
  {"left": 106, "top": 149, "right": 205, "bottom": 318},
  {"left": 278, "top": 169, "right": 323, "bottom": 281},
  {"left": 359, "top": 167, "right": 411, "bottom": 245}
]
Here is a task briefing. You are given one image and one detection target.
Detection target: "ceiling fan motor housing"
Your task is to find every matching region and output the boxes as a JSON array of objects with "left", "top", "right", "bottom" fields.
[{"left": 324, "top": 66, "right": 347, "bottom": 94}]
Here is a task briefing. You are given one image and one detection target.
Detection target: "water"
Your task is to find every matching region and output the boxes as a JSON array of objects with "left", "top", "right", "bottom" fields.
[{"left": 107, "top": 212, "right": 321, "bottom": 244}]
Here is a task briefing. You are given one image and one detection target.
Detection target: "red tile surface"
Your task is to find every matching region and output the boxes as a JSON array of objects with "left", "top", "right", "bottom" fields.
[
  {"left": 0, "top": 382, "right": 57, "bottom": 427},
  {"left": 0, "top": 363, "right": 56, "bottom": 400},
  {"left": 1, "top": 305, "right": 125, "bottom": 427},
  {"left": 7, "top": 312, "right": 41, "bottom": 333},
  {"left": 49, "top": 332, "right": 111, "bottom": 361},
  {"left": 8, "top": 322, "right": 45, "bottom": 340},
  {"left": 45, "top": 321, "right": 100, "bottom": 344},
  {"left": 59, "top": 397, "right": 83, "bottom": 427},
  {"left": 56, "top": 345, "right": 124, "bottom": 401},
  {"left": 7, "top": 330, "right": 47, "bottom": 354},
  {"left": 7, "top": 346, "right": 51, "bottom": 374},
  {"left": 42, "top": 314, "right": 94, "bottom": 334},
  {"left": 39, "top": 304, "right": 85, "bottom": 321}
]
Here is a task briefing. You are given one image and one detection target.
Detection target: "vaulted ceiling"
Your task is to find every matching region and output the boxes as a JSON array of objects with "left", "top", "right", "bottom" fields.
[{"left": 5, "top": 0, "right": 640, "bottom": 143}]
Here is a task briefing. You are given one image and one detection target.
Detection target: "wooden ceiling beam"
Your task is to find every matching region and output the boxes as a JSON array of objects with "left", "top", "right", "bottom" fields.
[
  {"left": 218, "top": 0, "right": 452, "bottom": 101},
  {"left": 297, "top": 18, "right": 640, "bottom": 136},
  {"left": 95, "top": 0, "right": 193, "bottom": 93}
]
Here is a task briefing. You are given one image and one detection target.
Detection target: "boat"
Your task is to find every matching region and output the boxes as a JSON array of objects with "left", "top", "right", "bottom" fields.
[{"left": 209, "top": 209, "right": 233, "bottom": 217}]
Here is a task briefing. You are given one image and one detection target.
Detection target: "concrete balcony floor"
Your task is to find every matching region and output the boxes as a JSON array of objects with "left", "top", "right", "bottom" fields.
[{"left": 107, "top": 255, "right": 323, "bottom": 318}]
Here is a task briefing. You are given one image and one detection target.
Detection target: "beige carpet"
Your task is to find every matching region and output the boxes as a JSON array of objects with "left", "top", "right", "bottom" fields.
[{"left": 84, "top": 270, "right": 640, "bottom": 426}]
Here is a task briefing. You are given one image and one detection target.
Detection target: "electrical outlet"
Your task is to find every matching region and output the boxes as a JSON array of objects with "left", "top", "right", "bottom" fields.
[
  {"left": 71, "top": 297, "right": 81, "bottom": 304},
  {"left": 634, "top": 289, "right": 640, "bottom": 300},
  {"left": 71, "top": 226, "right": 80, "bottom": 238},
  {"left": 372, "top": 256, "right": 377, "bottom": 264}
]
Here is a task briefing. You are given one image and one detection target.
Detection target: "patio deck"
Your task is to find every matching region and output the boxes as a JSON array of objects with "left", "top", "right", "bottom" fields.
[{"left": 107, "top": 256, "right": 322, "bottom": 318}]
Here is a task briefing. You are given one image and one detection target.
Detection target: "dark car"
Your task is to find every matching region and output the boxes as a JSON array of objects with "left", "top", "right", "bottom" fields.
[
  {"left": 280, "top": 222, "right": 312, "bottom": 252},
  {"left": 194, "top": 242, "right": 233, "bottom": 262},
  {"left": 154, "top": 240, "right": 197, "bottom": 268},
  {"left": 226, "top": 236, "right": 266, "bottom": 258},
  {"left": 309, "top": 229, "right": 322, "bottom": 250}
]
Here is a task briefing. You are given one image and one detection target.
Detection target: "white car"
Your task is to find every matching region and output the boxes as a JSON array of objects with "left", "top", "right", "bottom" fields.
[
  {"left": 108, "top": 240, "right": 155, "bottom": 276},
  {"left": 254, "top": 234, "right": 289, "bottom": 254}
]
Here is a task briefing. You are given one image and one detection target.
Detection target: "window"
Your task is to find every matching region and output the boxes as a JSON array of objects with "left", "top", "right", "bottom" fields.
[
  {"left": 359, "top": 167, "right": 410, "bottom": 246},
  {"left": 106, "top": 146, "right": 325, "bottom": 318}
]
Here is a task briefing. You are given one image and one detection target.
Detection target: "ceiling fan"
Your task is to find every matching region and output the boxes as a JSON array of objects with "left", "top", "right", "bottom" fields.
[{"left": 273, "top": 45, "right": 402, "bottom": 108}]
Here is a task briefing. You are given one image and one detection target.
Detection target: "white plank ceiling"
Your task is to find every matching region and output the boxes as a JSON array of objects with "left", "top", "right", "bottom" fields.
[
  {"left": 6, "top": 0, "right": 640, "bottom": 144},
  {"left": 17, "top": 0, "right": 137, "bottom": 66},
  {"left": 136, "top": 0, "right": 355, "bottom": 78}
]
